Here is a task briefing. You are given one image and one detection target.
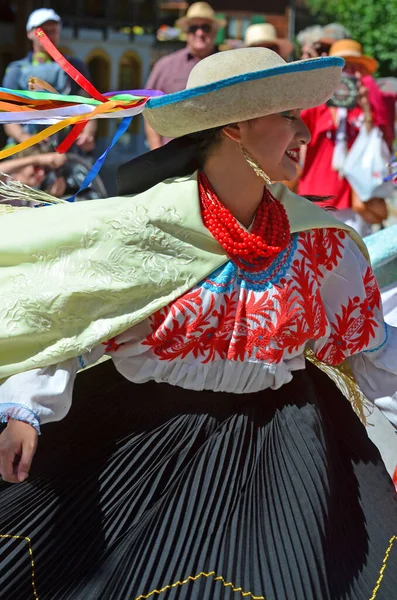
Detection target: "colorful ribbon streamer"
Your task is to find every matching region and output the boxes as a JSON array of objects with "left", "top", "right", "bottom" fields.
[
  {"left": 35, "top": 28, "right": 109, "bottom": 103},
  {"left": 67, "top": 116, "right": 133, "bottom": 202},
  {"left": 0, "top": 100, "right": 130, "bottom": 160},
  {"left": 56, "top": 121, "right": 88, "bottom": 154},
  {"left": 384, "top": 152, "right": 397, "bottom": 184},
  {"left": 0, "top": 29, "right": 163, "bottom": 198}
]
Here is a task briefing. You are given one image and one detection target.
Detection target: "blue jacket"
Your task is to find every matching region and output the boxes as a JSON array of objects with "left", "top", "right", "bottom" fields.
[{"left": 2, "top": 52, "right": 91, "bottom": 96}]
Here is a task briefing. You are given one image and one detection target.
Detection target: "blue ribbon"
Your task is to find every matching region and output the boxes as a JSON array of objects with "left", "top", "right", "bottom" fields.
[
  {"left": 384, "top": 171, "right": 397, "bottom": 183},
  {"left": 67, "top": 116, "right": 133, "bottom": 202}
]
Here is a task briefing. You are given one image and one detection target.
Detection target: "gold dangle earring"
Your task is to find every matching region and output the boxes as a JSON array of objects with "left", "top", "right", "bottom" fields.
[{"left": 241, "top": 146, "right": 272, "bottom": 186}]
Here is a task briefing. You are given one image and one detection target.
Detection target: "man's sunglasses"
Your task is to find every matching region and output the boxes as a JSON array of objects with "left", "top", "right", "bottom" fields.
[{"left": 188, "top": 23, "right": 212, "bottom": 34}]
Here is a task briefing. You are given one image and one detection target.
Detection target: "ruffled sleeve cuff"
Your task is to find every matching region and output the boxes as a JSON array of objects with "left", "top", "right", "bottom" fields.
[{"left": 0, "top": 403, "right": 41, "bottom": 434}]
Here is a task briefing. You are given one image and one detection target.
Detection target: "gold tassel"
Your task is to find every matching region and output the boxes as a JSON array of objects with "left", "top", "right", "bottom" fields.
[{"left": 305, "top": 348, "right": 371, "bottom": 425}]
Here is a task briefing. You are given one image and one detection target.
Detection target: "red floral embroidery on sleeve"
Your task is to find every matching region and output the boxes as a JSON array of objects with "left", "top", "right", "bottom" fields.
[
  {"left": 300, "top": 228, "right": 346, "bottom": 278},
  {"left": 103, "top": 338, "right": 121, "bottom": 353},
  {"left": 362, "top": 265, "right": 381, "bottom": 312},
  {"left": 316, "top": 229, "right": 346, "bottom": 271},
  {"left": 316, "top": 265, "right": 382, "bottom": 365}
]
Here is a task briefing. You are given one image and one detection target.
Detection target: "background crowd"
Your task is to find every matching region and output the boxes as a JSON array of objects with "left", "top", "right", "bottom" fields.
[{"left": 0, "top": 3, "right": 395, "bottom": 239}]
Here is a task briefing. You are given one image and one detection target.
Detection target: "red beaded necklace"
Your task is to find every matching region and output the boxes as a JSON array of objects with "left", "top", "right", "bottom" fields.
[{"left": 198, "top": 171, "right": 291, "bottom": 272}]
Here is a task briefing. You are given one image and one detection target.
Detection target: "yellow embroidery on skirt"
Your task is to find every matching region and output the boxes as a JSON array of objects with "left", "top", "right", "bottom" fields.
[
  {"left": 369, "top": 535, "right": 396, "bottom": 600},
  {"left": 0, "top": 533, "right": 394, "bottom": 600},
  {"left": 134, "top": 571, "right": 265, "bottom": 600},
  {"left": 305, "top": 349, "right": 369, "bottom": 425},
  {"left": 0, "top": 534, "right": 39, "bottom": 599},
  {"left": 134, "top": 536, "right": 396, "bottom": 600}
]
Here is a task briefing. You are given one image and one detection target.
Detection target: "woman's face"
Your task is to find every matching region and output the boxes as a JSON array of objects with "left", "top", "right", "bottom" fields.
[
  {"left": 300, "top": 43, "right": 319, "bottom": 59},
  {"left": 237, "top": 110, "right": 311, "bottom": 181}
]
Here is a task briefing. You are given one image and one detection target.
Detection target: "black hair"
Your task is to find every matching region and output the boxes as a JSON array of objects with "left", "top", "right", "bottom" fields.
[
  {"left": 117, "top": 127, "right": 226, "bottom": 195},
  {"left": 187, "top": 126, "right": 224, "bottom": 167}
]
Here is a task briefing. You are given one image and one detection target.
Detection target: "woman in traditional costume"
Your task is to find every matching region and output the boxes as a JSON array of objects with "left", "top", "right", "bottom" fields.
[{"left": 0, "top": 48, "right": 396, "bottom": 600}]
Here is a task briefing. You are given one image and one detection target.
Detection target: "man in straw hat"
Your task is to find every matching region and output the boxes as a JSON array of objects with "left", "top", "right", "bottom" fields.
[
  {"left": 145, "top": 2, "right": 225, "bottom": 149},
  {"left": 244, "top": 23, "right": 293, "bottom": 60},
  {"left": 1, "top": 45, "right": 397, "bottom": 599}
]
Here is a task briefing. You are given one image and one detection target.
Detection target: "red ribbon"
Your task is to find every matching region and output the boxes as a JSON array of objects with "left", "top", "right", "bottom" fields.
[
  {"left": 56, "top": 121, "right": 88, "bottom": 153},
  {"left": 35, "top": 28, "right": 109, "bottom": 103}
]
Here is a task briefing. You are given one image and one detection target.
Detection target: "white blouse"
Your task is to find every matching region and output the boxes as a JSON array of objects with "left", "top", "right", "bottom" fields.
[{"left": 1, "top": 227, "right": 397, "bottom": 433}]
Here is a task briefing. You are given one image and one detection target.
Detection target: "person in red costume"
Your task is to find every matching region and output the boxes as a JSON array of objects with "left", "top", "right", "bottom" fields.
[{"left": 298, "top": 40, "right": 390, "bottom": 236}]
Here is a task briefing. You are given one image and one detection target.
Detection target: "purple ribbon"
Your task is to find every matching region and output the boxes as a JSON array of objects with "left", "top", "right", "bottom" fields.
[{"left": 104, "top": 89, "right": 165, "bottom": 98}]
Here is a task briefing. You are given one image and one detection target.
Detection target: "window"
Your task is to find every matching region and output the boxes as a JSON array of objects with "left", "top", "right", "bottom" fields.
[
  {"left": 86, "top": 49, "right": 111, "bottom": 137},
  {"left": 118, "top": 51, "right": 142, "bottom": 134}
]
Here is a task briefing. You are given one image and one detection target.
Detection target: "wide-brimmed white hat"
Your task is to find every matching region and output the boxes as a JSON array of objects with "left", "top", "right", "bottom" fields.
[
  {"left": 144, "top": 47, "right": 344, "bottom": 139},
  {"left": 244, "top": 24, "right": 293, "bottom": 59},
  {"left": 176, "top": 2, "right": 226, "bottom": 32}
]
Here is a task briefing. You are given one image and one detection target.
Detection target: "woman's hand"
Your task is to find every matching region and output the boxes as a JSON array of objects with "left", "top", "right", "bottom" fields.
[
  {"left": 37, "top": 153, "right": 67, "bottom": 170},
  {"left": 76, "top": 120, "right": 97, "bottom": 153},
  {"left": 0, "top": 420, "right": 38, "bottom": 483},
  {"left": 76, "top": 130, "right": 95, "bottom": 153}
]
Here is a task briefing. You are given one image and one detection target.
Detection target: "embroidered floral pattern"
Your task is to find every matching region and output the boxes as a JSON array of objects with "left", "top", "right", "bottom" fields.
[
  {"left": 316, "top": 265, "right": 382, "bottom": 365},
  {"left": 103, "top": 338, "right": 121, "bottom": 353},
  {"left": 0, "top": 203, "right": 199, "bottom": 371},
  {"left": 141, "top": 229, "right": 382, "bottom": 367},
  {"left": 108, "top": 206, "right": 195, "bottom": 286}
]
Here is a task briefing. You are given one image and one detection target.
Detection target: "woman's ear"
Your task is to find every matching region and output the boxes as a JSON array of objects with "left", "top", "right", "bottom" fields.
[{"left": 222, "top": 123, "right": 242, "bottom": 144}]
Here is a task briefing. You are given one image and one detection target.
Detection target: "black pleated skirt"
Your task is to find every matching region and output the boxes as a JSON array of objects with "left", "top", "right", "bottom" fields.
[{"left": 0, "top": 360, "right": 396, "bottom": 600}]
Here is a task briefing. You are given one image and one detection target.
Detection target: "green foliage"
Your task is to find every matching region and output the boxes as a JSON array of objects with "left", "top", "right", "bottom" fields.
[{"left": 305, "top": 0, "right": 397, "bottom": 76}]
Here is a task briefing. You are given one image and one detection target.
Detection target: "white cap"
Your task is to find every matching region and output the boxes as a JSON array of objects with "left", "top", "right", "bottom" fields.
[{"left": 26, "top": 8, "right": 61, "bottom": 32}]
